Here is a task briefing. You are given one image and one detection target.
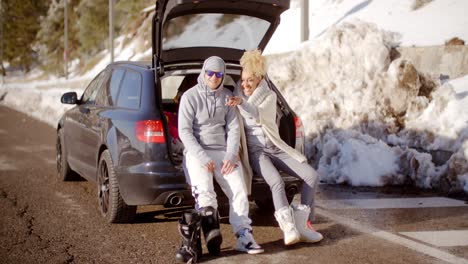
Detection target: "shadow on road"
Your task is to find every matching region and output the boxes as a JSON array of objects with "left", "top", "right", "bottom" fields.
[{"left": 132, "top": 205, "right": 192, "bottom": 224}]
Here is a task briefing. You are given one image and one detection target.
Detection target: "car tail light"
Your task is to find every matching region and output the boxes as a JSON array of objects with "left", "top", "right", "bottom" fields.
[
  {"left": 136, "top": 120, "right": 165, "bottom": 143},
  {"left": 294, "top": 116, "right": 304, "bottom": 138}
]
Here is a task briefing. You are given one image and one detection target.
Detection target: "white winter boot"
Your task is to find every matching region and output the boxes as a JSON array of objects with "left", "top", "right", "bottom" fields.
[
  {"left": 293, "top": 204, "right": 323, "bottom": 243},
  {"left": 274, "top": 206, "right": 301, "bottom": 245}
]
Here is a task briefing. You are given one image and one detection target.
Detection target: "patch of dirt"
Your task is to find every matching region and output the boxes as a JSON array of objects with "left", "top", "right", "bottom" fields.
[
  {"left": 445, "top": 37, "right": 465, "bottom": 46},
  {"left": 411, "top": 0, "right": 433, "bottom": 11}
]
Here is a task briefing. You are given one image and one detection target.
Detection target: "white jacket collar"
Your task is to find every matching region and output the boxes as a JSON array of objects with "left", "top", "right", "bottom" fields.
[{"left": 247, "top": 79, "right": 270, "bottom": 106}]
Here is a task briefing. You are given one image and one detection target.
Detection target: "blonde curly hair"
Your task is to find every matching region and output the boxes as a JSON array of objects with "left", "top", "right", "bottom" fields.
[{"left": 240, "top": 49, "right": 266, "bottom": 79}]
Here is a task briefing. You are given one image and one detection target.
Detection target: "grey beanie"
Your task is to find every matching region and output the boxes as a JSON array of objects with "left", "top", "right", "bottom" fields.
[{"left": 204, "top": 56, "right": 225, "bottom": 73}]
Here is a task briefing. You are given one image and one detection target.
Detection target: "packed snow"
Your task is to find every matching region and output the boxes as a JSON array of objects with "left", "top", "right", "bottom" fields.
[
  {"left": 267, "top": 20, "right": 468, "bottom": 193},
  {"left": 1, "top": 0, "right": 467, "bottom": 194},
  {"left": 265, "top": 0, "right": 468, "bottom": 54}
]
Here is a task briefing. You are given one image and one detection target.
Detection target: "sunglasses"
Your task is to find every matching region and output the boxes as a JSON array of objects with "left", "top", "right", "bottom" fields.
[{"left": 205, "top": 70, "right": 224, "bottom": 78}]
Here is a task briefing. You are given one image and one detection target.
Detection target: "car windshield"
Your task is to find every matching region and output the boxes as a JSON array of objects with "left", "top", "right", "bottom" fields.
[{"left": 163, "top": 13, "right": 270, "bottom": 50}]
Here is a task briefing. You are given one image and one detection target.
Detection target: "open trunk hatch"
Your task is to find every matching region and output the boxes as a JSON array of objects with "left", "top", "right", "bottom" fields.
[{"left": 153, "top": 0, "right": 290, "bottom": 66}]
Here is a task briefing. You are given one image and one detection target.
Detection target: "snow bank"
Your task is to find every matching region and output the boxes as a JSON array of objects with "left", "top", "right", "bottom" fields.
[
  {"left": 308, "top": 0, "right": 468, "bottom": 47},
  {"left": 267, "top": 20, "right": 468, "bottom": 193},
  {"left": 0, "top": 86, "right": 77, "bottom": 127}
]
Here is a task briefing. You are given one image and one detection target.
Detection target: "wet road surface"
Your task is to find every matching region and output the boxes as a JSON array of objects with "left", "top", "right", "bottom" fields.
[{"left": 1, "top": 105, "right": 467, "bottom": 264}]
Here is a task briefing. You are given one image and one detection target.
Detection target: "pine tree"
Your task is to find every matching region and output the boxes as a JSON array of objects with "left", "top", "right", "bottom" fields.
[
  {"left": 36, "top": 0, "right": 80, "bottom": 76},
  {"left": 1, "top": 0, "right": 47, "bottom": 73},
  {"left": 115, "top": 0, "right": 154, "bottom": 34},
  {"left": 77, "top": 0, "right": 109, "bottom": 58},
  {"left": 2, "top": 0, "right": 155, "bottom": 76},
  {"left": 0, "top": 0, "right": 5, "bottom": 76}
]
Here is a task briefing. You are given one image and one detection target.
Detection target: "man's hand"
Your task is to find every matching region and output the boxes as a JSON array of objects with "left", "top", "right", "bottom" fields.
[
  {"left": 221, "top": 159, "right": 237, "bottom": 175},
  {"left": 225, "top": 96, "right": 242, "bottom": 106},
  {"left": 205, "top": 160, "right": 215, "bottom": 173}
]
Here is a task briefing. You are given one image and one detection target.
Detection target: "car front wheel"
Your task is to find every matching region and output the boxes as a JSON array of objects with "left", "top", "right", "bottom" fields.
[{"left": 97, "top": 150, "right": 136, "bottom": 223}]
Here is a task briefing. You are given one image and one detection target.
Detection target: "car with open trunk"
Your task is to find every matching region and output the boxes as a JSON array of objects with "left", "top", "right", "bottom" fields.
[{"left": 56, "top": 0, "right": 304, "bottom": 223}]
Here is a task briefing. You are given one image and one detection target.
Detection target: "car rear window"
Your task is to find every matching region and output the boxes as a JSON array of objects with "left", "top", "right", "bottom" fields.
[
  {"left": 117, "top": 70, "right": 142, "bottom": 109},
  {"left": 163, "top": 13, "right": 270, "bottom": 51}
]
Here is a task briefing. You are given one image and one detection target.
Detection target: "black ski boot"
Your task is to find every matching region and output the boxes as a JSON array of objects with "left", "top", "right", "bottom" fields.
[
  {"left": 175, "top": 209, "right": 202, "bottom": 263},
  {"left": 200, "top": 206, "right": 222, "bottom": 255}
]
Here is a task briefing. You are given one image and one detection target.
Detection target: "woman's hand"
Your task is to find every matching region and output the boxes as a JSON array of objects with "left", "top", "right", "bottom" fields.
[
  {"left": 225, "top": 96, "right": 242, "bottom": 106},
  {"left": 221, "top": 159, "right": 237, "bottom": 175}
]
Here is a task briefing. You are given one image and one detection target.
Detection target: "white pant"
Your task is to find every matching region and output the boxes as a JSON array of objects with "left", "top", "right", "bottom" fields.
[{"left": 185, "top": 149, "right": 252, "bottom": 234}]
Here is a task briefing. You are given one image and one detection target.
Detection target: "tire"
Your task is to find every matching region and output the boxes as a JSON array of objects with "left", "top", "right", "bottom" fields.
[
  {"left": 56, "top": 129, "right": 78, "bottom": 181},
  {"left": 97, "top": 150, "right": 136, "bottom": 223},
  {"left": 254, "top": 198, "right": 275, "bottom": 212}
]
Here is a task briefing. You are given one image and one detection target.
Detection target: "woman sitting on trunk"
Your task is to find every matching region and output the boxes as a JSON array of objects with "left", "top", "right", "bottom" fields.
[{"left": 226, "top": 49, "right": 323, "bottom": 246}]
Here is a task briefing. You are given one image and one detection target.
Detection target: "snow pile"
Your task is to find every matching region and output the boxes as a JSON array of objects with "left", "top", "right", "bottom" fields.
[
  {"left": 0, "top": 86, "right": 76, "bottom": 126},
  {"left": 307, "top": 0, "right": 468, "bottom": 47},
  {"left": 266, "top": 0, "right": 468, "bottom": 54},
  {"left": 267, "top": 20, "right": 468, "bottom": 193}
]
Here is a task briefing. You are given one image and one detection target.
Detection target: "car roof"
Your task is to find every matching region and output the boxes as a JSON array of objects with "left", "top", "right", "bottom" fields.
[{"left": 109, "top": 61, "right": 152, "bottom": 69}]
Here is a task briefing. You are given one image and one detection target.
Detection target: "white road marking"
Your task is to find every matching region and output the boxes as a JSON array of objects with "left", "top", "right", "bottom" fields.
[
  {"left": 316, "top": 208, "right": 468, "bottom": 264},
  {"left": 317, "top": 197, "right": 468, "bottom": 209},
  {"left": 400, "top": 230, "right": 468, "bottom": 247},
  {"left": 0, "top": 155, "right": 17, "bottom": 171},
  {"left": 205, "top": 250, "right": 309, "bottom": 264},
  {"left": 15, "top": 145, "right": 54, "bottom": 153}
]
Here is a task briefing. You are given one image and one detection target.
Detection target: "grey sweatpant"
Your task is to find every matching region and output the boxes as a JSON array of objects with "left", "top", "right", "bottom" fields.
[
  {"left": 249, "top": 144, "right": 319, "bottom": 221},
  {"left": 185, "top": 149, "right": 252, "bottom": 235}
]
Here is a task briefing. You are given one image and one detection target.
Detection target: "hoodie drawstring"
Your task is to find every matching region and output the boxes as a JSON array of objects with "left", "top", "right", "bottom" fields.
[{"left": 205, "top": 91, "right": 217, "bottom": 119}]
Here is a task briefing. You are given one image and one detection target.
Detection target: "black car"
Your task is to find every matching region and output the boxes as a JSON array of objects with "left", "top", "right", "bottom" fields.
[{"left": 57, "top": 0, "right": 304, "bottom": 223}]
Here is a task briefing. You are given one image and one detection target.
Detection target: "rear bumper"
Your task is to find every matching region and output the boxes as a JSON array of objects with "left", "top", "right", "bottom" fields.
[
  {"left": 250, "top": 173, "right": 302, "bottom": 202},
  {"left": 214, "top": 173, "right": 302, "bottom": 213},
  {"left": 116, "top": 163, "right": 194, "bottom": 206},
  {"left": 116, "top": 163, "right": 302, "bottom": 207}
]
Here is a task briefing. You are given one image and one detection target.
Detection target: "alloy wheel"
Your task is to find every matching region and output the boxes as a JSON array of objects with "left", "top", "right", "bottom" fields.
[
  {"left": 56, "top": 136, "right": 62, "bottom": 174},
  {"left": 98, "top": 161, "right": 110, "bottom": 215}
]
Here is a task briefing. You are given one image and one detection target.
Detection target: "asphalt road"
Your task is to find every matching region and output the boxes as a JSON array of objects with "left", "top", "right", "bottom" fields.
[{"left": 1, "top": 105, "right": 467, "bottom": 264}]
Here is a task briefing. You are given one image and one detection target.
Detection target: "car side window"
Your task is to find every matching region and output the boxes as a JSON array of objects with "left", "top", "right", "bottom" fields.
[
  {"left": 116, "top": 69, "right": 142, "bottom": 109},
  {"left": 108, "top": 68, "right": 125, "bottom": 106},
  {"left": 82, "top": 71, "right": 105, "bottom": 105},
  {"left": 96, "top": 70, "right": 111, "bottom": 106}
]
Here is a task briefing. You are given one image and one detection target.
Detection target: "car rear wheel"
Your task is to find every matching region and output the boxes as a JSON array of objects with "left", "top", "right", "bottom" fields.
[
  {"left": 98, "top": 150, "right": 136, "bottom": 223},
  {"left": 56, "top": 129, "right": 78, "bottom": 181}
]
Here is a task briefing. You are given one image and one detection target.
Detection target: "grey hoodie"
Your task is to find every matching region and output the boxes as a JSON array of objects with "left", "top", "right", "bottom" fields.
[{"left": 178, "top": 56, "right": 240, "bottom": 165}]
